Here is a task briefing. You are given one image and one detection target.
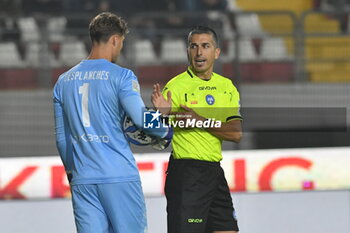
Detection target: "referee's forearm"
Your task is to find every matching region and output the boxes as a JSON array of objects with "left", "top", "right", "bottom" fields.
[
  {"left": 208, "top": 128, "right": 242, "bottom": 142},
  {"left": 206, "top": 120, "right": 242, "bottom": 142}
]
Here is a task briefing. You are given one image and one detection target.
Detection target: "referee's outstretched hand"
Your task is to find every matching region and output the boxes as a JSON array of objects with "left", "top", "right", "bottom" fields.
[{"left": 151, "top": 83, "right": 172, "bottom": 116}]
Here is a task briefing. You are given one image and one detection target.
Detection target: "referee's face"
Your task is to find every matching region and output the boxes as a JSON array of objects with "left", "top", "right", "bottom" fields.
[{"left": 188, "top": 33, "right": 220, "bottom": 78}]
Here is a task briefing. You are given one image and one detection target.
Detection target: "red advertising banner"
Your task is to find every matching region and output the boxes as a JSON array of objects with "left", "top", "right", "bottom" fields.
[{"left": 0, "top": 147, "right": 350, "bottom": 199}]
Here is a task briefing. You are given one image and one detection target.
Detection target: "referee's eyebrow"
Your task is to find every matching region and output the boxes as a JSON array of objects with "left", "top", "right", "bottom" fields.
[{"left": 189, "top": 42, "right": 212, "bottom": 48}]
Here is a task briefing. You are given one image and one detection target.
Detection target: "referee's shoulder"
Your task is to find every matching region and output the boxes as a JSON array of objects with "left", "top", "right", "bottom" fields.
[
  {"left": 164, "top": 70, "right": 189, "bottom": 88},
  {"left": 214, "top": 72, "right": 237, "bottom": 86}
]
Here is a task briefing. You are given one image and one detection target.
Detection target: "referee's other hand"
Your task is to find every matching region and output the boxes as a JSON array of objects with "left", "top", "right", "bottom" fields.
[{"left": 151, "top": 83, "right": 172, "bottom": 116}]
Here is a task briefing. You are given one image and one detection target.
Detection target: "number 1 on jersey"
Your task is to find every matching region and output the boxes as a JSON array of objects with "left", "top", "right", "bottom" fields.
[{"left": 79, "top": 83, "right": 91, "bottom": 127}]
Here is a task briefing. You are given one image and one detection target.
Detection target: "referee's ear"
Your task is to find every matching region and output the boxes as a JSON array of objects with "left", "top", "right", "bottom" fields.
[
  {"left": 186, "top": 48, "right": 191, "bottom": 62},
  {"left": 214, "top": 47, "right": 221, "bottom": 60}
]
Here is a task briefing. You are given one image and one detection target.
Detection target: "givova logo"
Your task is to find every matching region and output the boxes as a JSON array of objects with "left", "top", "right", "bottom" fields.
[{"left": 188, "top": 218, "right": 203, "bottom": 224}]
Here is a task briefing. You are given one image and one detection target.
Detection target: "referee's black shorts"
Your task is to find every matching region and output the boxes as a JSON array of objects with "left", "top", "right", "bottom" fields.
[{"left": 165, "top": 156, "right": 239, "bottom": 233}]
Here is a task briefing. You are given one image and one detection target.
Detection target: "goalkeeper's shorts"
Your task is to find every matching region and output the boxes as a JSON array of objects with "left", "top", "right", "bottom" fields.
[
  {"left": 165, "top": 156, "right": 239, "bottom": 233},
  {"left": 71, "top": 181, "right": 147, "bottom": 233}
]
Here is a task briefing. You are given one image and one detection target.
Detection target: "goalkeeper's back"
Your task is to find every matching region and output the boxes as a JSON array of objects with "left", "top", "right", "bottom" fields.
[{"left": 53, "top": 59, "right": 142, "bottom": 185}]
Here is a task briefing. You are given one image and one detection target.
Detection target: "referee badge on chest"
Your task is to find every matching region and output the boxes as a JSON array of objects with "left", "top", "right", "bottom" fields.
[{"left": 205, "top": 94, "right": 215, "bottom": 105}]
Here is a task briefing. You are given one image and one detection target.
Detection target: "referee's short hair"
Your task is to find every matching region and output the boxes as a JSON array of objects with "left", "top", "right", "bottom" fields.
[
  {"left": 187, "top": 26, "right": 219, "bottom": 47},
  {"left": 89, "top": 12, "right": 129, "bottom": 44}
]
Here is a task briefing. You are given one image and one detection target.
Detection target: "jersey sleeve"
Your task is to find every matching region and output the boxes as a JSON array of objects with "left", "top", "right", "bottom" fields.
[
  {"left": 120, "top": 95, "right": 171, "bottom": 139},
  {"left": 225, "top": 81, "right": 243, "bottom": 122},
  {"left": 117, "top": 69, "right": 145, "bottom": 129},
  {"left": 118, "top": 70, "right": 172, "bottom": 139},
  {"left": 53, "top": 86, "right": 73, "bottom": 173},
  {"left": 118, "top": 70, "right": 141, "bottom": 99}
]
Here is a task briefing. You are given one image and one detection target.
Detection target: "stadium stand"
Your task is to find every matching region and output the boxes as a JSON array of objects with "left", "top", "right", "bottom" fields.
[
  {"left": 260, "top": 37, "right": 290, "bottom": 61},
  {"left": 47, "top": 16, "right": 67, "bottom": 43},
  {"left": 0, "top": 42, "right": 25, "bottom": 68},
  {"left": 305, "top": 36, "right": 350, "bottom": 82},
  {"left": 160, "top": 38, "right": 188, "bottom": 63},
  {"left": 25, "top": 42, "right": 61, "bottom": 68},
  {"left": 59, "top": 40, "right": 88, "bottom": 67},
  {"left": 235, "top": 0, "right": 314, "bottom": 14},
  {"left": 17, "top": 17, "right": 40, "bottom": 43},
  {"left": 235, "top": 0, "right": 350, "bottom": 82},
  {"left": 219, "top": 40, "right": 235, "bottom": 62},
  {"left": 132, "top": 39, "right": 158, "bottom": 65},
  {"left": 235, "top": 13, "right": 265, "bottom": 37},
  {"left": 237, "top": 39, "right": 257, "bottom": 61}
]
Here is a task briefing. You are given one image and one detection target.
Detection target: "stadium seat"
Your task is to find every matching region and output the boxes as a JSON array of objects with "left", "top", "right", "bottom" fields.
[
  {"left": 227, "top": 0, "right": 241, "bottom": 11},
  {"left": 236, "top": 0, "right": 313, "bottom": 14},
  {"left": 307, "top": 62, "right": 350, "bottom": 82},
  {"left": 0, "top": 42, "right": 26, "bottom": 67},
  {"left": 59, "top": 40, "right": 88, "bottom": 66},
  {"left": 47, "top": 16, "right": 67, "bottom": 42},
  {"left": 238, "top": 39, "right": 257, "bottom": 61},
  {"left": 304, "top": 14, "right": 339, "bottom": 33},
  {"left": 260, "top": 37, "right": 290, "bottom": 60},
  {"left": 0, "top": 18, "right": 21, "bottom": 42},
  {"left": 235, "top": 13, "right": 265, "bottom": 37},
  {"left": 220, "top": 39, "right": 257, "bottom": 61},
  {"left": 207, "top": 12, "right": 235, "bottom": 40},
  {"left": 220, "top": 40, "right": 235, "bottom": 62},
  {"left": 132, "top": 39, "right": 157, "bottom": 65},
  {"left": 17, "top": 17, "right": 40, "bottom": 42},
  {"left": 25, "top": 42, "right": 61, "bottom": 68},
  {"left": 258, "top": 14, "right": 295, "bottom": 34},
  {"left": 306, "top": 37, "right": 350, "bottom": 60},
  {"left": 160, "top": 38, "right": 188, "bottom": 63}
]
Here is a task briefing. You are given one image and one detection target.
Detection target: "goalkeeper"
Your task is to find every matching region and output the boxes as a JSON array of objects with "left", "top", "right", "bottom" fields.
[
  {"left": 152, "top": 26, "right": 242, "bottom": 233},
  {"left": 53, "top": 12, "right": 172, "bottom": 233}
]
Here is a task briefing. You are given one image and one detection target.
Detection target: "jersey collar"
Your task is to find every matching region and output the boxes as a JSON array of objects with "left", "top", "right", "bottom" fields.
[{"left": 187, "top": 67, "right": 213, "bottom": 82}]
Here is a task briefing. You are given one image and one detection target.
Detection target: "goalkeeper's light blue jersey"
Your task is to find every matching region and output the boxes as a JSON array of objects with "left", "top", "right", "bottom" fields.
[{"left": 53, "top": 59, "right": 149, "bottom": 185}]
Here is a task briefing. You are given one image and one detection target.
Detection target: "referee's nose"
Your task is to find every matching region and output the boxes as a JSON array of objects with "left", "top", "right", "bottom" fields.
[{"left": 196, "top": 47, "right": 203, "bottom": 57}]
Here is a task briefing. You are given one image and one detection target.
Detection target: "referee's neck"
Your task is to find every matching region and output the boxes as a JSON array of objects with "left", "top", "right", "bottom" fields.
[{"left": 190, "top": 67, "right": 213, "bottom": 81}]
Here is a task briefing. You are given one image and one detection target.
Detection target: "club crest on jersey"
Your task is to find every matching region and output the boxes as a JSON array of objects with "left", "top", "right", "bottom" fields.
[{"left": 205, "top": 94, "right": 215, "bottom": 105}]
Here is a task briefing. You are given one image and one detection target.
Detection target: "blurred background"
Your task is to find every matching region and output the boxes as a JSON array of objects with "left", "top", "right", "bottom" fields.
[{"left": 1, "top": 0, "right": 350, "bottom": 233}]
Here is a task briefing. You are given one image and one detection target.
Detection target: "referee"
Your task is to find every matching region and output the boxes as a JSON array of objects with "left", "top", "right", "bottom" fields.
[{"left": 152, "top": 26, "right": 242, "bottom": 233}]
